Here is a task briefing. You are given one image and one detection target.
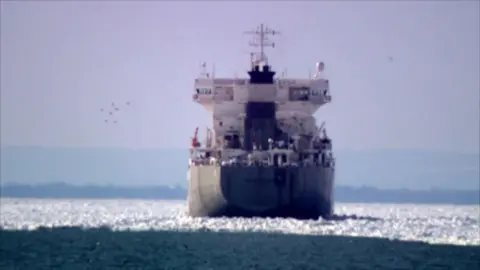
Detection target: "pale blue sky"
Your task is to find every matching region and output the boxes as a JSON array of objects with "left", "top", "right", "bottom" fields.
[{"left": 1, "top": 1, "right": 479, "bottom": 152}]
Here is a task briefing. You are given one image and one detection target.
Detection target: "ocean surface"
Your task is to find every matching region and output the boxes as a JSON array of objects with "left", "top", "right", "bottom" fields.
[{"left": 1, "top": 199, "right": 479, "bottom": 269}]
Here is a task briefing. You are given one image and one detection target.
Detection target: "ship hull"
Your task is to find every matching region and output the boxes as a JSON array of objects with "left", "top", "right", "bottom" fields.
[{"left": 187, "top": 165, "right": 334, "bottom": 220}]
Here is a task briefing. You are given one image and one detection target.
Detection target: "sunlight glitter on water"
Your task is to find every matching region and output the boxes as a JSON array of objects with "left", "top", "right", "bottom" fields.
[{"left": 1, "top": 198, "right": 478, "bottom": 246}]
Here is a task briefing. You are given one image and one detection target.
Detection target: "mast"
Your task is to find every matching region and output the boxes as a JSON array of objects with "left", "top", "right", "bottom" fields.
[{"left": 244, "top": 24, "right": 279, "bottom": 66}]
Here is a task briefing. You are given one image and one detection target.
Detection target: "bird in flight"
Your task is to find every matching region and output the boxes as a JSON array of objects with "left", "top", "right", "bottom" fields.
[{"left": 99, "top": 101, "right": 132, "bottom": 124}]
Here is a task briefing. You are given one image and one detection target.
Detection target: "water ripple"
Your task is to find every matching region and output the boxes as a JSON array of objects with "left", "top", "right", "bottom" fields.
[{"left": 1, "top": 198, "right": 478, "bottom": 246}]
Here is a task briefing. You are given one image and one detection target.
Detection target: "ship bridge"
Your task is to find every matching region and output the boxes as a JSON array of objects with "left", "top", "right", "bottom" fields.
[{"left": 192, "top": 66, "right": 331, "bottom": 116}]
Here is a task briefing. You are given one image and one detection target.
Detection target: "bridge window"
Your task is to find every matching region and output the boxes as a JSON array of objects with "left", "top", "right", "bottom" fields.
[
  {"left": 196, "top": 88, "right": 212, "bottom": 95},
  {"left": 289, "top": 86, "right": 310, "bottom": 101}
]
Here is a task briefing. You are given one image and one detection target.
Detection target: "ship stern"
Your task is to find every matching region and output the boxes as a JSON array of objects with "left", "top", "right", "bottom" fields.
[{"left": 188, "top": 164, "right": 334, "bottom": 219}]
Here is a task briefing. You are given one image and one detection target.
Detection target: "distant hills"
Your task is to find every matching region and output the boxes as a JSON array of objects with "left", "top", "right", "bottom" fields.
[
  {"left": 1, "top": 146, "right": 479, "bottom": 190},
  {"left": 1, "top": 183, "right": 478, "bottom": 205}
]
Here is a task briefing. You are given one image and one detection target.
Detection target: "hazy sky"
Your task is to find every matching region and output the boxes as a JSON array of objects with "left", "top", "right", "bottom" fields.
[{"left": 1, "top": 1, "right": 479, "bottom": 152}]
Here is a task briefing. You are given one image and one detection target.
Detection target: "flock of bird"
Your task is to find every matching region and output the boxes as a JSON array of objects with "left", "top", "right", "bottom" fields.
[{"left": 100, "top": 101, "right": 131, "bottom": 124}]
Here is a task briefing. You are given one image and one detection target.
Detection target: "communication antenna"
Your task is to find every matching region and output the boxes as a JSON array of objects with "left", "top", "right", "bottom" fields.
[{"left": 244, "top": 24, "right": 280, "bottom": 66}]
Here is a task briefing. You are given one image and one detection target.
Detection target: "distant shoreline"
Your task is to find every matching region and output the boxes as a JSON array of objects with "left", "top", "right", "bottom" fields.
[{"left": 1, "top": 183, "right": 478, "bottom": 205}]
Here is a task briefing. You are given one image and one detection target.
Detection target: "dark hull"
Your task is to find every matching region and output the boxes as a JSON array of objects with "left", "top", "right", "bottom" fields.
[{"left": 187, "top": 165, "right": 334, "bottom": 220}]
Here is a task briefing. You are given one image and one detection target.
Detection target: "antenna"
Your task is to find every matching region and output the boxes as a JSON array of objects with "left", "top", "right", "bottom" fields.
[{"left": 244, "top": 24, "right": 279, "bottom": 66}]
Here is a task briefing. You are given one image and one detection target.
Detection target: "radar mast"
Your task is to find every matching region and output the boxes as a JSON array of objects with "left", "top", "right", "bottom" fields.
[{"left": 244, "top": 24, "right": 279, "bottom": 67}]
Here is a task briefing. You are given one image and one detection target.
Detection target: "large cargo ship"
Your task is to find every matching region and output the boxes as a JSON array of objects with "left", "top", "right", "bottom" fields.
[{"left": 187, "top": 24, "right": 335, "bottom": 219}]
